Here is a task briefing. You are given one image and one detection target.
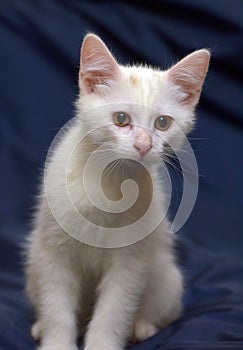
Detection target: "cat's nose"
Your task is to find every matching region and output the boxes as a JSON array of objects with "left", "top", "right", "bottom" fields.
[
  {"left": 134, "top": 143, "right": 152, "bottom": 157},
  {"left": 133, "top": 130, "right": 152, "bottom": 157}
]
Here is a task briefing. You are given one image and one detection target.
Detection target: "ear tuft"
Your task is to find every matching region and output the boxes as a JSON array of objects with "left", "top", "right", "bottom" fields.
[
  {"left": 168, "top": 49, "right": 210, "bottom": 106},
  {"left": 80, "top": 34, "right": 120, "bottom": 94}
]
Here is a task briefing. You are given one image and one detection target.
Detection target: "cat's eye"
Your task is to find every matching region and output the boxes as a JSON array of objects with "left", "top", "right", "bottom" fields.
[
  {"left": 154, "top": 115, "right": 172, "bottom": 131},
  {"left": 113, "top": 112, "right": 131, "bottom": 127}
]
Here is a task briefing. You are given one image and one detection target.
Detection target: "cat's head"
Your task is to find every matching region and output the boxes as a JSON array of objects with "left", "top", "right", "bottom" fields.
[{"left": 76, "top": 34, "right": 210, "bottom": 165}]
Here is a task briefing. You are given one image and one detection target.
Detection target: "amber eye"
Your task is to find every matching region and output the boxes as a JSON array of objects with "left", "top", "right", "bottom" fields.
[
  {"left": 113, "top": 112, "right": 131, "bottom": 127},
  {"left": 154, "top": 115, "right": 172, "bottom": 131}
]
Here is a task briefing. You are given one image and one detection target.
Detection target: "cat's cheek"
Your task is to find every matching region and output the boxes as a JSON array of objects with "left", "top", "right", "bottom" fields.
[{"left": 113, "top": 126, "right": 133, "bottom": 137}]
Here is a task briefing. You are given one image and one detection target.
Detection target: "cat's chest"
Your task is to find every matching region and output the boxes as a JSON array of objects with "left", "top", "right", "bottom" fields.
[
  {"left": 64, "top": 165, "right": 165, "bottom": 250},
  {"left": 78, "top": 244, "right": 106, "bottom": 272}
]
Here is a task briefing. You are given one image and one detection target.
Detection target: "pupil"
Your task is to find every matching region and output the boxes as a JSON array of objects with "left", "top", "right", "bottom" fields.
[
  {"left": 159, "top": 117, "right": 166, "bottom": 127},
  {"left": 118, "top": 113, "right": 125, "bottom": 123}
]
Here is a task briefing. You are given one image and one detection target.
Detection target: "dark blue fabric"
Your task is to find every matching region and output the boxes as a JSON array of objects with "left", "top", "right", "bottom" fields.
[{"left": 0, "top": 1, "right": 242, "bottom": 349}]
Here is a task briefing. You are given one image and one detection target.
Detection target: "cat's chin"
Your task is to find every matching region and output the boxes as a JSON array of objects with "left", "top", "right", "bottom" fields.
[{"left": 120, "top": 156, "right": 157, "bottom": 171}]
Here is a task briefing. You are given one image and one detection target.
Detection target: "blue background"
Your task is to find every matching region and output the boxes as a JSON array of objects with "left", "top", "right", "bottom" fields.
[{"left": 0, "top": 1, "right": 242, "bottom": 349}]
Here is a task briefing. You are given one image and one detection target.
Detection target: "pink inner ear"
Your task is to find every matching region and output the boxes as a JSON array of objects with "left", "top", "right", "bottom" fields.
[
  {"left": 80, "top": 34, "right": 120, "bottom": 94},
  {"left": 81, "top": 71, "right": 113, "bottom": 94},
  {"left": 168, "top": 50, "right": 210, "bottom": 105}
]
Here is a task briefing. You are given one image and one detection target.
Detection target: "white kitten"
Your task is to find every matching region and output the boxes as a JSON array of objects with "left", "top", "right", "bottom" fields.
[{"left": 25, "top": 34, "right": 210, "bottom": 350}]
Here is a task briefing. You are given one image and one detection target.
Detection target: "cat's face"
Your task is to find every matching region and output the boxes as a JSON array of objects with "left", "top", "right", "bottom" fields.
[{"left": 77, "top": 34, "right": 210, "bottom": 166}]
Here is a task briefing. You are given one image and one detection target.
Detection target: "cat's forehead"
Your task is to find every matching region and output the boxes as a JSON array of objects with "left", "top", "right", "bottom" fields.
[
  {"left": 121, "top": 65, "right": 164, "bottom": 84},
  {"left": 117, "top": 65, "right": 168, "bottom": 110}
]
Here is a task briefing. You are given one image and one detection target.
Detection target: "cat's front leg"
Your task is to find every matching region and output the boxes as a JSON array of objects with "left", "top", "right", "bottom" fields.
[
  {"left": 30, "top": 245, "right": 80, "bottom": 350},
  {"left": 84, "top": 253, "right": 146, "bottom": 350},
  {"left": 133, "top": 251, "right": 183, "bottom": 342}
]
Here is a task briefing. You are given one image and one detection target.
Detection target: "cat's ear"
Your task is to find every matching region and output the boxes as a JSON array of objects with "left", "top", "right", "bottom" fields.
[
  {"left": 167, "top": 50, "right": 210, "bottom": 106},
  {"left": 79, "top": 34, "right": 120, "bottom": 94}
]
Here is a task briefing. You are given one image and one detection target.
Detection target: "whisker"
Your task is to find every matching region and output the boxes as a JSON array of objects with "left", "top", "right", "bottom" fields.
[{"left": 162, "top": 152, "right": 201, "bottom": 177}]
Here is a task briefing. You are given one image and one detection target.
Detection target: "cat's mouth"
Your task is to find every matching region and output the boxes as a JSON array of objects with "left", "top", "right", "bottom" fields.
[
  {"left": 104, "top": 158, "right": 147, "bottom": 177},
  {"left": 118, "top": 154, "right": 156, "bottom": 169}
]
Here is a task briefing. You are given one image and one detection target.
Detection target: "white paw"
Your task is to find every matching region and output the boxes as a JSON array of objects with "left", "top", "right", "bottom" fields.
[
  {"left": 84, "top": 346, "right": 121, "bottom": 350},
  {"left": 133, "top": 318, "right": 158, "bottom": 342},
  {"left": 31, "top": 321, "right": 41, "bottom": 341},
  {"left": 84, "top": 339, "right": 122, "bottom": 350},
  {"left": 32, "top": 322, "right": 78, "bottom": 350},
  {"left": 38, "top": 344, "right": 78, "bottom": 350}
]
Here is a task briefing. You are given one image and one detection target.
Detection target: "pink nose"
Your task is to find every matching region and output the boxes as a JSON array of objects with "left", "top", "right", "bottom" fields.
[
  {"left": 133, "top": 129, "right": 152, "bottom": 157},
  {"left": 134, "top": 143, "right": 152, "bottom": 157}
]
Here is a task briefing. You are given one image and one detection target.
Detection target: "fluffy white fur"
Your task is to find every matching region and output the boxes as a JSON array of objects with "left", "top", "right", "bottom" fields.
[{"left": 25, "top": 34, "right": 210, "bottom": 350}]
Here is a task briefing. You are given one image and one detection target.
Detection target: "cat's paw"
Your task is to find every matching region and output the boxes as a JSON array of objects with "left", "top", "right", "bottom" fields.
[
  {"left": 84, "top": 340, "right": 122, "bottom": 350},
  {"left": 32, "top": 322, "right": 78, "bottom": 350},
  {"left": 84, "top": 345, "right": 121, "bottom": 350},
  {"left": 38, "top": 344, "right": 78, "bottom": 350},
  {"left": 31, "top": 321, "right": 41, "bottom": 341},
  {"left": 132, "top": 318, "right": 158, "bottom": 342}
]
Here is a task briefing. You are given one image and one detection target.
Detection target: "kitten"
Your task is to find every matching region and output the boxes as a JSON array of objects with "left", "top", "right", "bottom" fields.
[{"left": 25, "top": 34, "right": 210, "bottom": 350}]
